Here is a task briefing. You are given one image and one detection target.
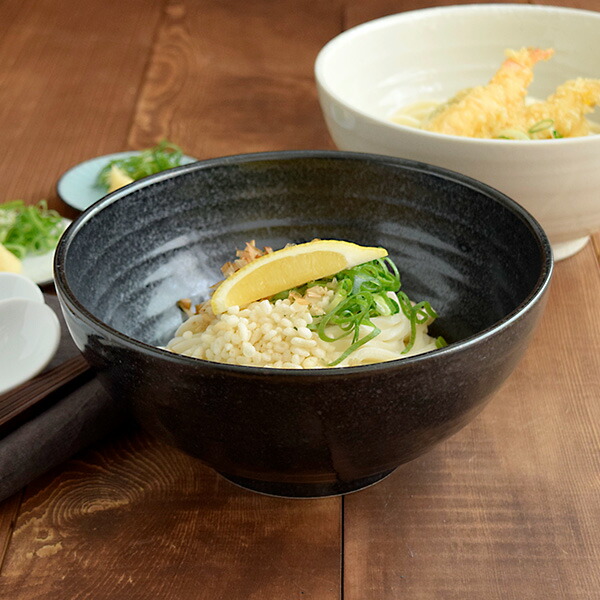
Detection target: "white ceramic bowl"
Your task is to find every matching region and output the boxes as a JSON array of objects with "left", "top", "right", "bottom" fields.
[
  {"left": 0, "top": 272, "right": 44, "bottom": 303},
  {"left": 0, "top": 299, "right": 61, "bottom": 395},
  {"left": 315, "top": 4, "right": 600, "bottom": 260}
]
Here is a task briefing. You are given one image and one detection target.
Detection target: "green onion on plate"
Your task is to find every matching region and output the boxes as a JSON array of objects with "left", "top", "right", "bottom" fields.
[
  {"left": 0, "top": 200, "right": 64, "bottom": 259},
  {"left": 95, "top": 140, "right": 184, "bottom": 190}
]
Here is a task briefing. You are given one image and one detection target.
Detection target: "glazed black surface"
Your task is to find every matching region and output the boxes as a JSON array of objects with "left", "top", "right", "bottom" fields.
[{"left": 55, "top": 151, "right": 552, "bottom": 497}]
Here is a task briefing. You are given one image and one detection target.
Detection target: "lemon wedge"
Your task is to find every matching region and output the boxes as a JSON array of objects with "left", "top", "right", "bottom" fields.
[
  {"left": 211, "top": 240, "right": 387, "bottom": 314},
  {"left": 108, "top": 165, "right": 134, "bottom": 193},
  {"left": 0, "top": 243, "right": 22, "bottom": 273}
]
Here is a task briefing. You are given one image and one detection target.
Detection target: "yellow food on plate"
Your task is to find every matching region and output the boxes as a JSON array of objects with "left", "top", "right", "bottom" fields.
[
  {"left": 108, "top": 165, "right": 134, "bottom": 192},
  {"left": 0, "top": 242, "right": 22, "bottom": 273},
  {"left": 392, "top": 47, "right": 600, "bottom": 140},
  {"left": 210, "top": 239, "right": 387, "bottom": 314}
]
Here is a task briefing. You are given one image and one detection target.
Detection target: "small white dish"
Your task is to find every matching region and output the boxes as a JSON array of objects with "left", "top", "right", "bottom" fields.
[
  {"left": 57, "top": 151, "right": 198, "bottom": 211},
  {"left": 18, "top": 218, "right": 71, "bottom": 286},
  {"left": 0, "top": 298, "right": 61, "bottom": 395},
  {"left": 0, "top": 272, "right": 44, "bottom": 303}
]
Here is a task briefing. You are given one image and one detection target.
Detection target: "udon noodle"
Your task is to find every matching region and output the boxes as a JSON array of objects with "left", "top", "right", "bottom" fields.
[{"left": 166, "top": 243, "right": 444, "bottom": 369}]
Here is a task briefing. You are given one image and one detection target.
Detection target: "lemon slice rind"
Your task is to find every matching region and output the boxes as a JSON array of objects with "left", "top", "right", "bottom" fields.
[{"left": 210, "top": 240, "right": 387, "bottom": 314}]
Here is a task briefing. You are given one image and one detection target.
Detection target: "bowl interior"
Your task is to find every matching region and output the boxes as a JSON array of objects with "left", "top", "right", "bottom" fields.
[
  {"left": 59, "top": 154, "right": 547, "bottom": 353},
  {"left": 318, "top": 5, "right": 600, "bottom": 123}
]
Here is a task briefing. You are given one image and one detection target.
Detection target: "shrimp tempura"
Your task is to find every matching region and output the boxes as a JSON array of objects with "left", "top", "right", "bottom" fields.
[
  {"left": 422, "top": 47, "right": 554, "bottom": 138},
  {"left": 524, "top": 78, "right": 600, "bottom": 138}
]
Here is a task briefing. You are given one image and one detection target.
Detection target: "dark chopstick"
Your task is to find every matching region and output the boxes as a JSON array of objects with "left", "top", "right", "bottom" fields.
[{"left": 0, "top": 354, "right": 91, "bottom": 432}]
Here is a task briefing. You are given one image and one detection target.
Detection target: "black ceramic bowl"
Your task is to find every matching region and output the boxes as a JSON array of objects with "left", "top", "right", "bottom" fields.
[{"left": 55, "top": 151, "right": 552, "bottom": 497}]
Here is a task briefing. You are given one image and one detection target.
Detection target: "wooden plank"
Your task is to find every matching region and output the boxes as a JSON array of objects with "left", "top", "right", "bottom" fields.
[
  {"left": 534, "top": 0, "right": 597, "bottom": 7},
  {"left": 344, "top": 0, "right": 521, "bottom": 28},
  {"left": 0, "top": 0, "right": 164, "bottom": 218},
  {"left": 0, "top": 0, "right": 161, "bottom": 565},
  {"left": 128, "top": 0, "right": 340, "bottom": 157},
  {"left": 0, "top": 430, "right": 341, "bottom": 599},
  {"left": 0, "top": 493, "right": 23, "bottom": 570},
  {"left": 344, "top": 242, "right": 600, "bottom": 599}
]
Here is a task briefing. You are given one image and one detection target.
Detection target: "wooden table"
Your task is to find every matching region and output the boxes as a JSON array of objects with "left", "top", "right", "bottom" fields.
[{"left": 1, "top": 1, "right": 599, "bottom": 597}]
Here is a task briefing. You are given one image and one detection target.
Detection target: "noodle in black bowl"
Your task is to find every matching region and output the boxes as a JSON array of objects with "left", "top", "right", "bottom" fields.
[{"left": 54, "top": 151, "right": 552, "bottom": 498}]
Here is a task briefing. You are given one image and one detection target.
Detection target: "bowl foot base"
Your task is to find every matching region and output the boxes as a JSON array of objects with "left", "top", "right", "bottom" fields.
[
  {"left": 218, "top": 468, "right": 396, "bottom": 498},
  {"left": 552, "top": 236, "right": 589, "bottom": 261}
]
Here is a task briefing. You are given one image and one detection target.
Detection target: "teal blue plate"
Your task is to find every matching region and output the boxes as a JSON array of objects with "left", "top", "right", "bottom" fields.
[{"left": 57, "top": 151, "right": 197, "bottom": 211}]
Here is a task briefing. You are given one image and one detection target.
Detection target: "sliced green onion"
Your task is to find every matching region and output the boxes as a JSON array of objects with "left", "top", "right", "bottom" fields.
[
  {"left": 95, "top": 140, "right": 184, "bottom": 190},
  {"left": 396, "top": 293, "right": 437, "bottom": 354},
  {"left": 495, "top": 129, "right": 530, "bottom": 140},
  {"left": 269, "top": 256, "right": 444, "bottom": 365},
  {"left": 0, "top": 200, "right": 64, "bottom": 259},
  {"left": 273, "top": 256, "right": 442, "bottom": 365},
  {"left": 435, "top": 336, "right": 448, "bottom": 349},
  {"left": 327, "top": 318, "right": 381, "bottom": 367},
  {"left": 528, "top": 119, "right": 555, "bottom": 134}
]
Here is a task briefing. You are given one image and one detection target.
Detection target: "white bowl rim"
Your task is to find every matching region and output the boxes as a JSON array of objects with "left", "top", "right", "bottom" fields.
[{"left": 315, "top": 3, "right": 600, "bottom": 147}]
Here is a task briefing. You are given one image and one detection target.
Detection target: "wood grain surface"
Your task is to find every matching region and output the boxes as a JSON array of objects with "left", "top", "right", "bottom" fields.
[
  {"left": 128, "top": 0, "right": 341, "bottom": 157},
  {"left": 0, "top": 0, "right": 165, "bottom": 221},
  {"left": 1, "top": 0, "right": 599, "bottom": 598},
  {"left": 0, "top": 430, "right": 341, "bottom": 599}
]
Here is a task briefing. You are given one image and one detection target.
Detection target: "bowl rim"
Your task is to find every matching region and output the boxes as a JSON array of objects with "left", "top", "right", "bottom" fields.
[
  {"left": 314, "top": 3, "right": 600, "bottom": 148},
  {"left": 54, "top": 149, "right": 553, "bottom": 378}
]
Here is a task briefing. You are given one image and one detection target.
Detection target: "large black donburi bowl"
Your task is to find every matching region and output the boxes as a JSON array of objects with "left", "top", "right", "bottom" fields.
[{"left": 54, "top": 151, "right": 552, "bottom": 498}]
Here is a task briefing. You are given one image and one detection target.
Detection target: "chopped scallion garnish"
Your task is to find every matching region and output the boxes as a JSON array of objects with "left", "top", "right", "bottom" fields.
[
  {"left": 495, "top": 129, "right": 530, "bottom": 140},
  {"left": 95, "top": 140, "right": 184, "bottom": 190},
  {"left": 0, "top": 200, "right": 64, "bottom": 259},
  {"left": 272, "top": 257, "right": 445, "bottom": 365},
  {"left": 496, "top": 119, "right": 563, "bottom": 141},
  {"left": 528, "top": 119, "right": 555, "bottom": 134}
]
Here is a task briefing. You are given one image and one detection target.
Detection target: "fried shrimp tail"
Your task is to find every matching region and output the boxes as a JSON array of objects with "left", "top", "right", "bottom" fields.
[
  {"left": 488, "top": 47, "right": 554, "bottom": 94},
  {"left": 525, "top": 78, "right": 600, "bottom": 138},
  {"left": 422, "top": 47, "right": 554, "bottom": 138}
]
